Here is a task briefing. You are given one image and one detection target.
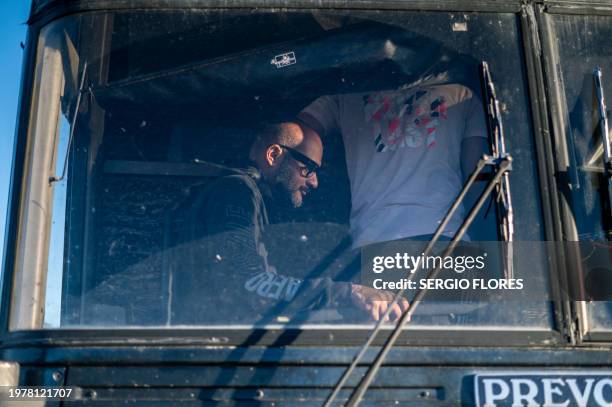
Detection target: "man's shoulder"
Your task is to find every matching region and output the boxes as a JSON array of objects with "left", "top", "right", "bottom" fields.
[
  {"left": 423, "top": 83, "right": 475, "bottom": 101},
  {"left": 354, "top": 83, "right": 475, "bottom": 102},
  {"left": 208, "top": 170, "right": 262, "bottom": 198}
]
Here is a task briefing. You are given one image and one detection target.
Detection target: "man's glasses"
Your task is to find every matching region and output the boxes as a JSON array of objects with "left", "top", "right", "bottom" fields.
[{"left": 278, "top": 144, "right": 320, "bottom": 178}]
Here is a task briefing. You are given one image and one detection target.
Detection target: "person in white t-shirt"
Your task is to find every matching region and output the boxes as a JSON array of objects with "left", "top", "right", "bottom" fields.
[{"left": 299, "top": 83, "right": 488, "bottom": 248}]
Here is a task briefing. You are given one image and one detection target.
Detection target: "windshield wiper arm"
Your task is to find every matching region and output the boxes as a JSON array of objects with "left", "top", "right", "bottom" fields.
[
  {"left": 324, "top": 61, "right": 514, "bottom": 407},
  {"left": 50, "top": 62, "right": 88, "bottom": 184},
  {"left": 482, "top": 61, "right": 514, "bottom": 277},
  {"left": 594, "top": 67, "right": 612, "bottom": 224}
]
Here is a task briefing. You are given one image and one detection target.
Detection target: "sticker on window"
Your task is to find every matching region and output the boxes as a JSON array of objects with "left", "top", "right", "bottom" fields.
[{"left": 271, "top": 52, "right": 297, "bottom": 68}]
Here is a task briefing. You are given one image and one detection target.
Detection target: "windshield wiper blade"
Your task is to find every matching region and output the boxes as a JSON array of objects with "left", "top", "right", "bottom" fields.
[
  {"left": 324, "top": 61, "right": 514, "bottom": 407},
  {"left": 595, "top": 67, "right": 612, "bottom": 173},
  {"left": 593, "top": 67, "right": 612, "bottom": 225},
  {"left": 482, "top": 61, "right": 514, "bottom": 277}
]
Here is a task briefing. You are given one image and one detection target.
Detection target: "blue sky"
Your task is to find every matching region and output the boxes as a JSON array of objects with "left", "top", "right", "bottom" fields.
[{"left": 0, "top": 2, "right": 30, "bottom": 264}]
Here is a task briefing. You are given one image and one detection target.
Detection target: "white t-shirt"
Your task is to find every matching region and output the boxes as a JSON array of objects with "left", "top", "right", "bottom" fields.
[{"left": 301, "top": 84, "right": 487, "bottom": 248}]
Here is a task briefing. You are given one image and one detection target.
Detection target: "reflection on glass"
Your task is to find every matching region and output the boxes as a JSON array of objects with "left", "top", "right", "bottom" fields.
[
  {"left": 44, "top": 117, "right": 71, "bottom": 328},
  {"left": 552, "top": 14, "right": 612, "bottom": 332}
]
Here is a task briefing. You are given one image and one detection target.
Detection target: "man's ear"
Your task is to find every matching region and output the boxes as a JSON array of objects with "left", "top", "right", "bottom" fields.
[{"left": 265, "top": 144, "right": 283, "bottom": 167}]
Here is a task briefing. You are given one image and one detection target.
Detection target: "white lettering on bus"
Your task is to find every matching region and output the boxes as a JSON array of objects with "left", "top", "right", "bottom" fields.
[
  {"left": 542, "top": 378, "right": 569, "bottom": 407},
  {"left": 483, "top": 378, "right": 510, "bottom": 406},
  {"left": 566, "top": 378, "right": 594, "bottom": 407},
  {"left": 593, "top": 379, "right": 612, "bottom": 407},
  {"left": 510, "top": 378, "right": 539, "bottom": 406}
]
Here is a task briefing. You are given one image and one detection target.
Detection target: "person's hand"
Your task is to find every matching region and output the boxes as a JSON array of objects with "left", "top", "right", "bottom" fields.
[{"left": 350, "top": 284, "right": 410, "bottom": 322}]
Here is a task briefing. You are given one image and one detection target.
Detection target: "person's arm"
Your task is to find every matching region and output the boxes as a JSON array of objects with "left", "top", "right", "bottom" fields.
[
  {"left": 298, "top": 95, "right": 340, "bottom": 139},
  {"left": 460, "top": 93, "right": 490, "bottom": 181},
  {"left": 457, "top": 92, "right": 492, "bottom": 242},
  {"left": 461, "top": 136, "right": 489, "bottom": 180}
]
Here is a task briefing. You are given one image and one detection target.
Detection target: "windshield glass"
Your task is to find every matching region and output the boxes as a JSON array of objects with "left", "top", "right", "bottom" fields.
[
  {"left": 17, "top": 9, "right": 554, "bottom": 330},
  {"left": 549, "top": 13, "right": 612, "bottom": 336}
]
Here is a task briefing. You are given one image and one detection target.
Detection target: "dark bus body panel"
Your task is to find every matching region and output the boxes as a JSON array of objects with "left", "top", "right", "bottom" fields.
[
  {"left": 1, "top": 0, "right": 611, "bottom": 405},
  {"left": 5, "top": 345, "right": 612, "bottom": 404}
]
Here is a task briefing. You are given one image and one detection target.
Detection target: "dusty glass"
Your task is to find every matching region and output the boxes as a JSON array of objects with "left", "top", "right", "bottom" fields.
[{"left": 20, "top": 10, "right": 552, "bottom": 330}]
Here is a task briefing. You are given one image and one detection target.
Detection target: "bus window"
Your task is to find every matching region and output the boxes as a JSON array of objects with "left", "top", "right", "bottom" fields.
[
  {"left": 547, "top": 13, "right": 612, "bottom": 337},
  {"left": 14, "top": 9, "right": 554, "bottom": 335}
]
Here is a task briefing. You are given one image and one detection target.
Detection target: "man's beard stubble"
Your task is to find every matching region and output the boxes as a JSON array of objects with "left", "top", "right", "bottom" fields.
[{"left": 274, "top": 159, "right": 303, "bottom": 208}]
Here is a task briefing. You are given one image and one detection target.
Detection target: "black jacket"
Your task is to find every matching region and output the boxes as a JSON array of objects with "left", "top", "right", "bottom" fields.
[{"left": 169, "top": 166, "right": 352, "bottom": 324}]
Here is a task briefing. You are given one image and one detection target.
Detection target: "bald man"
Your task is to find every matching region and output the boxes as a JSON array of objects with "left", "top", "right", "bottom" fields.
[
  {"left": 249, "top": 122, "right": 321, "bottom": 209},
  {"left": 171, "top": 122, "right": 407, "bottom": 324}
]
